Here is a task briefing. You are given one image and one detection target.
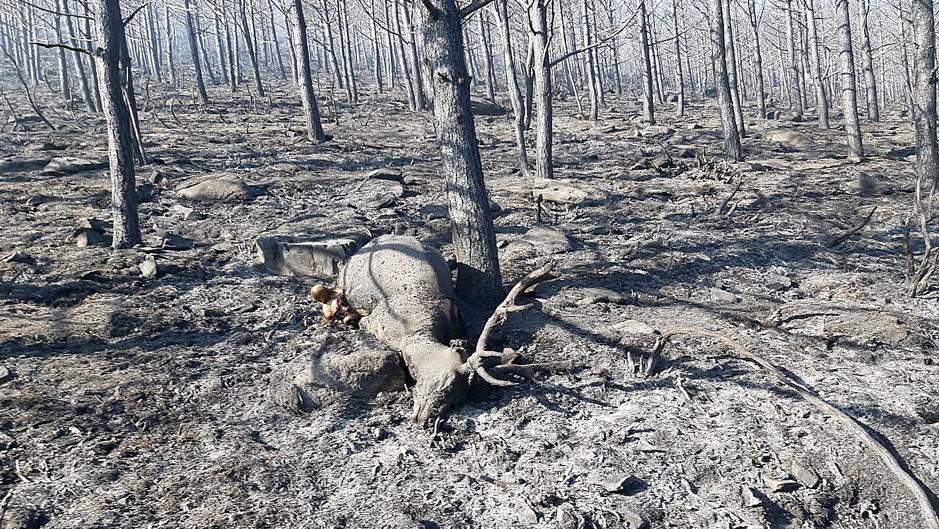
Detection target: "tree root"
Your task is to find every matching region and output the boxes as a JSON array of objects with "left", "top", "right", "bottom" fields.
[{"left": 650, "top": 326, "right": 939, "bottom": 529}]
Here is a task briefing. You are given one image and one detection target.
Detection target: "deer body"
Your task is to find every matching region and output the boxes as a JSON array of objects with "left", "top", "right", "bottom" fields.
[{"left": 340, "top": 235, "right": 467, "bottom": 423}]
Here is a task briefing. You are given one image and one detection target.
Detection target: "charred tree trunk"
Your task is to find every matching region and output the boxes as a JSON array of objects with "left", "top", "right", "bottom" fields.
[
  {"left": 709, "top": 0, "right": 743, "bottom": 161},
  {"left": 495, "top": 0, "right": 530, "bottom": 177},
  {"left": 836, "top": 0, "right": 864, "bottom": 160},
  {"left": 722, "top": 0, "right": 744, "bottom": 136},
  {"left": 912, "top": 0, "right": 938, "bottom": 183},
  {"left": 672, "top": 0, "right": 685, "bottom": 117},
  {"left": 53, "top": 0, "right": 72, "bottom": 106},
  {"left": 289, "top": 0, "right": 327, "bottom": 142},
  {"left": 530, "top": 0, "right": 553, "bottom": 179},
  {"left": 238, "top": 0, "right": 266, "bottom": 97},
  {"left": 857, "top": 0, "right": 879, "bottom": 121},
  {"left": 478, "top": 10, "right": 496, "bottom": 103},
  {"left": 93, "top": 0, "right": 141, "bottom": 249},
  {"left": 805, "top": 0, "right": 829, "bottom": 128},
  {"left": 415, "top": 0, "right": 502, "bottom": 309},
  {"left": 785, "top": 0, "right": 803, "bottom": 119},
  {"left": 183, "top": 0, "right": 209, "bottom": 103},
  {"left": 62, "top": 0, "right": 96, "bottom": 111},
  {"left": 638, "top": 0, "right": 655, "bottom": 124}
]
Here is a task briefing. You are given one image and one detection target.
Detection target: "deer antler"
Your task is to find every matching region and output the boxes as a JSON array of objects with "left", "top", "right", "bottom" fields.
[{"left": 459, "top": 261, "right": 555, "bottom": 385}]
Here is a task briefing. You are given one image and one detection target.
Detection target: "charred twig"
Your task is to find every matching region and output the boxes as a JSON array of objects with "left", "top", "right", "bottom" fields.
[
  {"left": 716, "top": 179, "right": 742, "bottom": 215},
  {"left": 826, "top": 206, "right": 877, "bottom": 248},
  {"left": 649, "top": 326, "right": 939, "bottom": 529}
]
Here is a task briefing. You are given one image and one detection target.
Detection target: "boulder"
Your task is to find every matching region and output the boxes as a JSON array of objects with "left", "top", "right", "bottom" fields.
[
  {"left": 176, "top": 175, "right": 252, "bottom": 202},
  {"left": 365, "top": 168, "right": 403, "bottom": 182},
  {"left": 41, "top": 157, "right": 107, "bottom": 175},
  {"left": 577, "top": 287, "right": 627, "bottom": 306},
  {"left": 255, "top": 234, "right": 368, "bottom": 276},
  {"left": 162, "top": 233, "right": 194, "bottom": 250},
  {"left": 764, "top": 131, "right": 813, "bottom": 150},
  {"left": 638, "top": 125, "right": 674, "bottom": 137},
  {"left": 139, "top": 256, "right": 158, "bottom": 279},
  {"left": 517, "top": 226, "right": 573, "bottom": 254},
  {"left": 846, "top": 172, "right": 889, "bottom": 196},
  {"left": 532, "top": 180, "right": 588, "bottom": 205}
]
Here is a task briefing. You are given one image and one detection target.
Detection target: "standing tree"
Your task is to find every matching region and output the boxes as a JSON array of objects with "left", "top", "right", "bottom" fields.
[
  {"left": 907, "top": 0, "right": 939, "bottom": 296},
  {"left": 183, "top": 0, "right": 209, "bottom": 103},
  {"left": 638, "top": 0, "right": 655, "bottom": 124},
  {"left": 804, "top": 0, "right": 829, "bottom": 128},
  {"left": 94, "top": 0, "right": 141, "bottom": 248},
  {"left": 288, "top": 0, "right": 326, "bottom": 142},
  {"left": 414, "top": 0, "right": 502, "bottom": 309},
  {"left": 709, "top": 0, "right": 742, "bottom": 161},
  {"left": 857, "top": 0, "right": 879, "bottom": 121},
  {"left": 836, "top": 0, "right": 864, "bottom": 160}
]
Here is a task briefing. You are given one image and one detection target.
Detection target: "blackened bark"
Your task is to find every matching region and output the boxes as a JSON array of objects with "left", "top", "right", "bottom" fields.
[
  {"left": 289, "top": 0, "right": 327, "bottom": 142},
  {"left": 93, "top": 0, "right": 141, "bottom": 249},
  {"left": 416, "top": 0, "right": 502, "bottom": 309},
  {"left": 709, "top": 0, "right": 743, "bottom": 161}
]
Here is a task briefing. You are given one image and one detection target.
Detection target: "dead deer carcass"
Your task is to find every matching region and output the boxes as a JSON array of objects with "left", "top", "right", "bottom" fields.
[{"left": 321, "top": 235, "right": 552, "bottom": 424}]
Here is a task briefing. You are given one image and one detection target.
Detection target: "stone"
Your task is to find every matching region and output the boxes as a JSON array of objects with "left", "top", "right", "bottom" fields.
[
  {"left": 423, "top": 218, "right": 450, "bottom": 233},
  {"left": 517, "top": 503, "right": 539, "bottom": 524},
  {"left": 2, "top": 252, "right": 35, "bottom": 266},
  {"left": 532, "top": 180, "right": 588, "bottom": 205},
  {"left": 171, "top": 204, "right": 201, "bottom": 220},
  {"left": 846, "top": 172, "right": 889, "bottom": 196},
  {"left": 914, "top": 396, "right": 939, "bottom": 424},
  {"left": 764, "top": 475, "right": 800, "bottom": 492},
  {"left": 0, "top": 157, "right": 52, "bottom": 173},
  {"left": 740, "top": 486, "right": 763, "bottom": 507},
  {"left": 710, "top": 287, "right": 738, "bottom": 303},
  {"left": 358, "top": 179, "right": 405, "bottom": 198},
  {"left": 791, "top": 463, "right": 820, "bottom": 489},
  {"left": 359, "top": 192, "right": 396, "bottom": 210},
  {"left": 614, "top": 319, "right": 655, "bottom": 335},
  {"left": 622, "top": 508, "right": 649, "bottom": 529},
  {"left": 736, "top": 161, "right": 770, "bottom": 172},
  {"left": 255, "top": 235, "right": 368, "bottom": 276},
  {"left": 146, "top": 169, "right": 166, "bottom": 185},
  {"left": 41, "top": 157, "right": 107, "bottom": 175},
  {"left": 765, "top": 275, "right": 792, "bottom": 292},
  {"left": 764, "top": 131, "right": 813, "bottom": 149},
  {"left": 777, "top": 111, "right": 803, "bottom": 122},
  {"left": 672, "top": 145, "right": 697, "bottom": 158},
  {"left": 518, "top": 226, "right": 573, "bottom": 254},
  {"left": 588, "top": 474, "right": 645, "bottom": 495},
  {"left": 162, "top": 233, "right": 194, "bottom": 250},
  {"left": 665, "top": 93, "right": 679, "bottom": 103},
  {"left": 139, "top": 256, "right": 158, "bottom": 279},
  {"left": 577, "top": 287, "right": 627, "bottom": 306},
  {"left": 365, "top": 168, "right": 403, "bottom": 182},
  {"left": 75, "top": 229, "right": 109, "bottom": 248},
  {"left": 176, "top": 175, "right": 252, "bottom": 202},
  {"left": 0, "top": 365, "right": 13, "bottom": 384},
  {"left": 420, "top": 202, "right": 448, "bottom": 220},
  {"left": 136, "top": 182, "right": 157, "bottom": 203},
  {"left": 638, "top": 125, "right": 674, "bottom": 137}
]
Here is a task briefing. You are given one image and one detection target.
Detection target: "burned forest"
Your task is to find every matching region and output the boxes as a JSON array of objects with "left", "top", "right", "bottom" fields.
[{"left": 1, "top": 0, "right": 939, "bottom": 527}]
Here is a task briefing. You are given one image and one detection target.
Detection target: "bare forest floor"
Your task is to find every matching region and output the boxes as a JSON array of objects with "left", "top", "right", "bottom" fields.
[{"left": 1, "top": 82, "right": 938, "bottom": 529}]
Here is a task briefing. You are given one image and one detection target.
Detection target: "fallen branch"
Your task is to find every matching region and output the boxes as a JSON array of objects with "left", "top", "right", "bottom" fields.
[
  {"left": 826, "top": 206, "right": 877, "bottom": 248},
  {"left": 650, "top": 326, "right": 939, "bottom": 529}
]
